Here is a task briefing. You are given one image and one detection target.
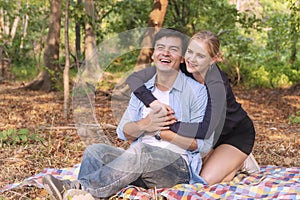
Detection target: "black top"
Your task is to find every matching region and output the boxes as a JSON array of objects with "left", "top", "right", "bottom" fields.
[{"left": 126, "top": 63, "right": 248, "bottom": 144}]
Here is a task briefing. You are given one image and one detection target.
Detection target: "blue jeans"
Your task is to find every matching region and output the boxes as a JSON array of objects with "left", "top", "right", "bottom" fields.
[{"left": 77, "top": 143, "right": 190, "bottom": 198}]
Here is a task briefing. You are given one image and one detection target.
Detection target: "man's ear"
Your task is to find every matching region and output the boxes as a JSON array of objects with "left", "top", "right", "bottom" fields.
[{"left": 151, "top": 54, "right": 154, "bottom": 60}]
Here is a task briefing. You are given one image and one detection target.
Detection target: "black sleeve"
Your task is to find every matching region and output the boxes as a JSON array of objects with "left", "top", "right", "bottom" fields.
[
  {"left": 126, "top": 66, "right": 157, "bottom": 92},
  {"left": 126, "top": 66, "right": 157, "bottom": 107},
  {"left": 134, "top": 85, "right": 157, "bottom": 107}
]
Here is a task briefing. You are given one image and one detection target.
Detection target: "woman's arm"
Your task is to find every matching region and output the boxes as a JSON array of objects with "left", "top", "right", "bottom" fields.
[
  {"left": 126, "top": 66, "right": 157, "bottom": 107},
  {"left": 160, "top": 130, "right": 198, "bottom": 151}
]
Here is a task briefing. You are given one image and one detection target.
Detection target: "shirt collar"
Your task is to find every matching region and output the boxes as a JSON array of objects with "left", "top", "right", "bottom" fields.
[{"left": 144, "top": 69, "right": 185, "bottom": 92}]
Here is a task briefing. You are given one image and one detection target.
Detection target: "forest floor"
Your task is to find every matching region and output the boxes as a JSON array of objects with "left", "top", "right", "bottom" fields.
[{"left": 0, "top": 81, "right": 299, "bottom": 199}]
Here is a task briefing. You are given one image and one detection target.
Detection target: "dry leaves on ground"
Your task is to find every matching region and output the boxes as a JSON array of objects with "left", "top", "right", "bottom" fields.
[{"left": 0, "top": 82, "right": 299, "bottom": 199}]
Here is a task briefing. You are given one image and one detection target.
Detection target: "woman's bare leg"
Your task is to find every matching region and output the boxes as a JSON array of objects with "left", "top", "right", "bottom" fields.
[{"left": 200, "top": 144, "right": 247, "bottom": 185}]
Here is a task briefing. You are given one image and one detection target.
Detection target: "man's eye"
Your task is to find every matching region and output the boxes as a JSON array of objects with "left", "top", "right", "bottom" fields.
[{"left": 170, "top": 48, "right": 178, "bottom": 52}]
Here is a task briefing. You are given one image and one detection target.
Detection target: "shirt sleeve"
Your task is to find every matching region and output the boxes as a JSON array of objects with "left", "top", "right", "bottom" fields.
[{"left": 116, "top": 94, "right": 141, "bottom": 141}]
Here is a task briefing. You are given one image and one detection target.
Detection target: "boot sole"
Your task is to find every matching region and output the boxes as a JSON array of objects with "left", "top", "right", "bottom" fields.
[{"left": 42, "top": 175, "right": 63, "bottom": 200}]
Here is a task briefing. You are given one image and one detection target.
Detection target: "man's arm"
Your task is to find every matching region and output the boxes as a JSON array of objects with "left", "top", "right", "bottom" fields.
[{"left": 123, "top": 117, "right": 151, "bottom": 141}]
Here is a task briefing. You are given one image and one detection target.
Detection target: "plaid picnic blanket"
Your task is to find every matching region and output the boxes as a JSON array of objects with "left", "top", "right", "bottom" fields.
[{"left": 1, "top": 164, "right": 300, "bottom": 199}]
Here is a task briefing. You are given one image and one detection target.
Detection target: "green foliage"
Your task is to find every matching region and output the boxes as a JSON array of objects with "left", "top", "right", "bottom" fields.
[
  {"left": 288, "top": 111, "right": 300, "bottom": 124},
  {"left": 0, "top": 128, "right": 44, "bottom": 146},
  {"left": 10, "top": 60, "right": 39, "bottom": 81},
  {"left": 1, "top": 0, "right": 299, "bottom": 89},
  {"left": 106, "top": 50, "right": 139, "bottom": 73},
  {"left": 247, "top": 65, "right": 271, "bottom": 88},
  {"left": 164, "top": 0, "right": 237, "bottom": 35}
]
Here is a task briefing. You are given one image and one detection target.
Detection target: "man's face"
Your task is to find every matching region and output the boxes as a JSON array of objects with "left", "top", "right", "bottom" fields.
[{"left": 151, "top": 36, "right": 184, "bottom": 72}]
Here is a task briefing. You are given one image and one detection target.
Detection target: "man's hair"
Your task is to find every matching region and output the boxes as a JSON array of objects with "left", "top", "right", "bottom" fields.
[{"left": 152, "top": 28, "right": 188, "bottom": 55}]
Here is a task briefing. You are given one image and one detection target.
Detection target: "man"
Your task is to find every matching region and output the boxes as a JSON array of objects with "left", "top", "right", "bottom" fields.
[{"left": 42, "top": 28, "right": 208, "bottom": 200}]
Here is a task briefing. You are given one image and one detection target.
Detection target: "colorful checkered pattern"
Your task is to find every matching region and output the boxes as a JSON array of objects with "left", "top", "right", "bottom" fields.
[
  {"left": 1, "top": 164, "right": 80, "bottom": 192},
  {"left": 1, "top": 165, "right": 300, "bottom": 199},
  {"left": 116, "top": 165, "right": 300, "bottom": 199}
]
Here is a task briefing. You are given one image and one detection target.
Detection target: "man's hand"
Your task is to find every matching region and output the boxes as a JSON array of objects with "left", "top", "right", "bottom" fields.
[
  {"left": 140, "top": 104, "right": 177, "bottom": 134},
  {"left": 123, "top": 101, "right": 177, "bottom": 140},
  {"left": 149, "top": 100, "right": 175, "bottom": 116}
]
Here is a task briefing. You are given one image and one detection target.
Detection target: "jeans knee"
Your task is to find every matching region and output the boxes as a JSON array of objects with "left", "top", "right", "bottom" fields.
[{"left": 84, "top": 144, "right": 108, "bottom": 157}]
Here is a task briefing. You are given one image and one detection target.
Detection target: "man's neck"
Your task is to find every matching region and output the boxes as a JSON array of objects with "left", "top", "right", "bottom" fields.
[{"left": 155, "top": 70, "right": 179, "bottom": 91}]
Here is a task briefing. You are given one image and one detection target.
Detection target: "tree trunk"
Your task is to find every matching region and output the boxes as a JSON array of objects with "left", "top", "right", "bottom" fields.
[
  {"left": 135, "top": 0, "right": 168, "bottom": 70},
  {"left": 0, "top": 9, "right": 3, "bottom": 40},
  {"left": 3, "top": 9, "right": 10, "bottom": 36},
  {"left": 82, "top": 0, "right": 99, "bottom": 84},
  {"left": 64, "top": 0, "right": 70, "bottom": 118},
  {"left": 10, "top": 1, "right": 21, "bottom": 42},
  {"left": 20, "top": 2, "right": 29, "bottom": 49},
  {"left": 288, "top": 0, "right": 299, "bottom": 66},
  {"left": 24, "top": 0, "right": 62, "bottom": 92},
  {"left": 75, "top": 0, "right": 82, "bottom": 69}
]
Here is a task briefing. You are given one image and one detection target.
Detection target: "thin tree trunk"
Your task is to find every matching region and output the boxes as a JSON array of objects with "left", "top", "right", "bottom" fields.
[
  {"left": 0, "top": 9, "right": 4, "bottom": 40},
  {"left": 3, "top": 10, "right": 10, "bottom": 36},
  {"left": 64, "top": 0, "right": 70, "bottom": 118},
  {"left": 288, "top": 1, "right": 299, "bottom": 65},
  {"left": 20, "top": 2, "right": 29, "bottom": 49},
  {"left": 75, "top": 0, "right": 82, "bottom": 70},
  {"left": 10, "top": 1, "right": 21, "bottom": 41}
]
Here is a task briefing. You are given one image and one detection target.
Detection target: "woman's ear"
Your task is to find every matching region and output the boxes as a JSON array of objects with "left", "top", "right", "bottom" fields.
[{"left": 210, "top": 56, "right": 217, "bottom": 65}]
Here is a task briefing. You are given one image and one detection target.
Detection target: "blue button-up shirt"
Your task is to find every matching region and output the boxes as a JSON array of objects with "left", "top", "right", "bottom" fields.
[{"left": 117, "top": 70, "right": 208, "bottom": 184}]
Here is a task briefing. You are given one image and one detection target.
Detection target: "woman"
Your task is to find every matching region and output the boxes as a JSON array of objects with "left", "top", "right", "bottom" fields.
[{"left": 126, "top": 30, "right": 259, "bottom": 185}]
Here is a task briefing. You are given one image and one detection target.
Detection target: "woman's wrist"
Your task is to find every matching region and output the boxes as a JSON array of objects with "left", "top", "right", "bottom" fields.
[
  {"left": 160, "top": 130, "right": 175, "bottom": 141},
  {"left": 149, "top": 100, "right": 160, "bottom": 108}
]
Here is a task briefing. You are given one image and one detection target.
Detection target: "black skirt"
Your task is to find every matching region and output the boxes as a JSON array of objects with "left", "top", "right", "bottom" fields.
[{"left": 213, "top": 116, "right": 255, "bottom": 155}]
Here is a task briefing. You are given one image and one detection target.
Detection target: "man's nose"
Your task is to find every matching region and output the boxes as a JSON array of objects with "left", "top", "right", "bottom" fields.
[{"left": 162, "top": 49, "right": 171, "bottom": 56}]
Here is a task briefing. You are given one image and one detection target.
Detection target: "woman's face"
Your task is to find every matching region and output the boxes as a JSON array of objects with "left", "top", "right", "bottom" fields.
[{"left": 184, "top": 39, "right": 214, "bottom": 75}]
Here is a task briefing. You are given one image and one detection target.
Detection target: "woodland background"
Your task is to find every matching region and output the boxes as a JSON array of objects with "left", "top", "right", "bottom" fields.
[{"left": 0, "top": 0, "right": 299, "bottom": 199}]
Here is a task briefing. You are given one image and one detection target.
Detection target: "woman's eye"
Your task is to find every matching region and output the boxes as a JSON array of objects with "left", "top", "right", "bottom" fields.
[{"left": 186, "top": 50, "right": 192, "bottom": 54}]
